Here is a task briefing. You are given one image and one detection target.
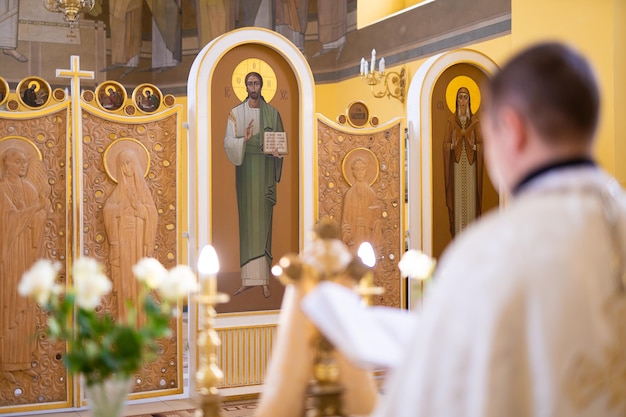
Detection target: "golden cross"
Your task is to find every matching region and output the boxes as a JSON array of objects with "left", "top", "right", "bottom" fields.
[
  {"left": 56, "top": 55, "right": 94, "bottom": 90},
  {"left": 55, "top": 55, "right": 94, "bottom": 149},
  {"left": 56, "top": 55, "right": 94, "bottom": 136},
  {"left": 56, "top": 55, "right": 94, "bottom": 254}
]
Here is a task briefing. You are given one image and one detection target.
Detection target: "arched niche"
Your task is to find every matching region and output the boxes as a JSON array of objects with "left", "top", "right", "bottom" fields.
[
  {"left": 187, "top": 29, "right": 315, "bottom": 308},
  {"left": 406, "top": 49, "right": 500, "bottom": 258},
  {"left": 187, "top": 27, "right": 316, "bottom": 394}
]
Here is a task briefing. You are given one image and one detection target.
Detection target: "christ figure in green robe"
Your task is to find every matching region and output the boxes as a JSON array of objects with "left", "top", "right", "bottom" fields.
[{"left": 224, "top": 71, "right": 284, "bottom": 298}]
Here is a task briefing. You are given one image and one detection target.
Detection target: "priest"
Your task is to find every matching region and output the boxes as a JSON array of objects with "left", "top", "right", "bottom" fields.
[{"left": 304, "top": 42, "right": 626, "bottom": 416}]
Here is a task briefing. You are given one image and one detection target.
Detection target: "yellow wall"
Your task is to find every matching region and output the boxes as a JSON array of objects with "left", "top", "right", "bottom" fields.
[
  {"left": 315, "top": 35, "right": 512, "bottom": 125},
  {"left": 614, "top": 0, "right": 626, "bottom": 183},
  {"left": 357, "top": 0, "right": 431, "bottom": 29},
  {"left": 330, "top": 0, "right": 625, "bottom": 184},
  {"left": 512, "top": 0, "right": 625, "bottom": 182}
]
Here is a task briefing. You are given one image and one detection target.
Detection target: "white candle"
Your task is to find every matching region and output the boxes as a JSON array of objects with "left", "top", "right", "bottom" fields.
[
  {"left": 198, "top": 245, "right": 220, "bottom": 295},
  {"left": 360, "top": 57, "right": 366, "bottom": 75},
  {"left": 358, "top": 242, "right": 376, "bottom": 268},
  {"left": 370, "top": 49, "right": 376, "bottom": 73},
  {"left": 379, "top": 57, "right": 385, "bottom": 74}
]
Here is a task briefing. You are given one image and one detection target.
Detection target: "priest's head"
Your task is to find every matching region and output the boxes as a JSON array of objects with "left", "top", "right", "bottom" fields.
[{"left": 481, "top": 42, "right": 600, "bottom": 194}]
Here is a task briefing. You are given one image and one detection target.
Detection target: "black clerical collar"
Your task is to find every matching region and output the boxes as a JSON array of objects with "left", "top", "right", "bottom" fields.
[{"left": 512, "top": 157, "right": 596, "bottom": 195}]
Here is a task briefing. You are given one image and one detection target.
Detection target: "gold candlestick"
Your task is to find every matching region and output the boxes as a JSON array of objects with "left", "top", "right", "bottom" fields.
[
  {"left": 307, "top": 332, "right": 344, "bottom": 417},
  {"left": 195, "top": 245, "right": 230, "bottom": 417},
  {"left": 356, "top": 242, "right": 384, "bottom": 306}
]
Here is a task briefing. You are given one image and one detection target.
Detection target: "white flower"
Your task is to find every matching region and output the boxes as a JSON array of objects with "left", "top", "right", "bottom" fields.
[
  {"left": 19, "top": 259, "right": 62, "bottom": 305},
  {"left": 159, "top": 265, "right": 198, "bottom": 302},
  {"left": 398, "top": 249, "right": 436, "bottom": 280},
  {"left": 132, "top": 257, "right": 168, "bottom": 289},
  {"left": 302, "top": 238, "right": 352, "bottom": 274},
  {"left": 72, "top": 257, "right": 112, "bottom": 310}
]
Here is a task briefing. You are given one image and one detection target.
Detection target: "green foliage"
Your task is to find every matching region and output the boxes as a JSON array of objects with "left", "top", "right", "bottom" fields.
[{"left": 43, "top": 286, "right": 175, "bottom": 387}]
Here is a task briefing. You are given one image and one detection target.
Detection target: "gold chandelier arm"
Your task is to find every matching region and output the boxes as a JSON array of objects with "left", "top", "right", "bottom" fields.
[{"left": 363, "top": 67, "right": 406, "bottom": 103}]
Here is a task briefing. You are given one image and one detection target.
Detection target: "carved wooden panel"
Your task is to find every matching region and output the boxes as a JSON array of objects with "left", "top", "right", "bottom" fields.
[
  {"left": 317, "top": 116, "right": 403, "bottom": 308},
  {"left": 0, "top": 74, "right": 183, "bottom": 413},
  {"left": 81, "top": 109, "right": 180, "bottom": 395},
  {"left": 0, "top": 110, "right": 71, "bottom": 408}
]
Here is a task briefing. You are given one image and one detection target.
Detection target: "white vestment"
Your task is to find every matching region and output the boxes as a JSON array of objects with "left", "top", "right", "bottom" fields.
[
  {"left": 305, "top": 165, "right": 626, "bottom": 417},
  {"left": 224, "top": 101, "right": 259, "bottom": 166}
]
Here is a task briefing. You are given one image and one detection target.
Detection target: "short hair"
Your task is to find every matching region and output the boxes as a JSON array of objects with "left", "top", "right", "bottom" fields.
[
  {"left": 245, "top": 72, "right": 264, "bottom": 88},
  {"left": 485, "top": 42, "right": 599, "bottom": 143}
]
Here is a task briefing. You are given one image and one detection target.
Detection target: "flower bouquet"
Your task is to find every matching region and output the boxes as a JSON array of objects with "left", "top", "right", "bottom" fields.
[{"left": 18, "top": 257, "right": 197, "bottom": 416}]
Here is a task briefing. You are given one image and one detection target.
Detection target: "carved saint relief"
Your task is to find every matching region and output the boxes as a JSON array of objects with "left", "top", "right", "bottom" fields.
[
  {"left": 0, "top": 142, "right": 48, "bottom": 383},
  {"left": 103, "top": 141, "right": 157, "bottom": 322},
  {"left": 318, "top": 117, "right": 402, "bottom": 308},
  {"left": 341, "top": 149, "right": 381, "bottom": 250},
  {"left": 82, "top": 109, "right": 179, "bottom": 395}
]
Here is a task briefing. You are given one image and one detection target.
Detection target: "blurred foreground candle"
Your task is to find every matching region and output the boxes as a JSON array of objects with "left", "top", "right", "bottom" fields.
[
  {"left": 195, "top": 244, "right": 228, "bottom": 417},
  {"left": 398, "top": 249, "right": 436, "bottom": 310},
  {"left": 357, "top": 242, "right": 376, "bottom": 268},
  {"left": 198, "top": 245, "right": 219, "bottom": 295},
  {"left": 357, "top": 242, "right": 383, "bottom": 306}
]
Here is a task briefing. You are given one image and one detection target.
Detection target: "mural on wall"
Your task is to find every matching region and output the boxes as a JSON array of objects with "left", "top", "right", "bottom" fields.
[
  {"left": 431, "top": 64, "right": 499, "bottom": 259},
  {"left": 442, "top": 78, "right": 484, "bottom": 238},
  {"left": 0, "top": 80, "right": 70, "bottom": 410},
  {"left": 318, "top": 116, "right": 403, "bottom": 308},
  {"left": 224, "top": 65, "right": 284, "bottom": 300},
  {"left": 211, "top": 46, "right": 299, "bottom": 314}
]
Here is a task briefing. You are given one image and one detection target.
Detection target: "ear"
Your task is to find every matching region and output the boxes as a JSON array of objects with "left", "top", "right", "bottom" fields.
[{"left": 499, "top": 106, "right": 527, "bottom": 153}]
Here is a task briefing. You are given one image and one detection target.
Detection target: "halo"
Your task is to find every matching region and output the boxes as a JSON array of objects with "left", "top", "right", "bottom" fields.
[
  {"left": 231, "top": 58, "right": 278, "bottom": 103},
  {"left": 0, "top": 77, "right": 9, "bottom": 106},
  {"left": 341, "top": 148, "right": 379, "bottom": 187},
  {"left": 0, "top": 136, "right": 43, "bottom": 163},
  {"left": 103, "top": 138, "right": 150, "bottom": 184},
  {"left": 445, "top": 75, "right": 481, "bottom": 114},
  {"left": 28, "top": 80, "right": 40, "bottom": 92}
]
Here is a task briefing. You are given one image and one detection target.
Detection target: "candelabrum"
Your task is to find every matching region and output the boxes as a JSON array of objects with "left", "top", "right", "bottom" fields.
[
  {"left": 273, "top": 220, "right": 384, "bottom": 416},
  {"left": 360, "top": 49, "right": 406, "bottom": 103},
  {"left": 195, "top": 245, "right": 230, "bottom": 417},
  {"left": 44, "top": 0, "right": 94, "bottom": 30},
  {"left": 307, "top": 332, "right": 344, "bottom": 417}
]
